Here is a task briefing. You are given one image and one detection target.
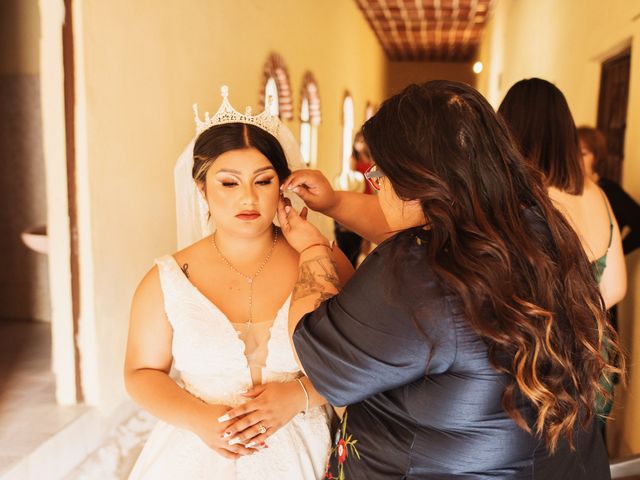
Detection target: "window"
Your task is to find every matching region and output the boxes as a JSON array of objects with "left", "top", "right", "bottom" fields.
[
  {"left": 264, "top": 77, "right": 279, "bottom": 117},
  {"left": 260, "top": 53, "right": 293, "bottom": 120},
  {"left": 341, "top": 93, "right": 354, "bottom": 172},
  {"left": 300, "top": 97, "right": 311, "bottom": 164},
  {"left": 300, "top": 72, "right": 321, "bottom": 167},
  {"left": 365, "top": 101, "right": 375, "bottom": 120}
]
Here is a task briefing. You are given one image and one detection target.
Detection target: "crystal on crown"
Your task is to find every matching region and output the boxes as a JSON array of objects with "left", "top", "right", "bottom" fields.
[{"left": 193, "top": 86, "right": 280, "bottom": 137}]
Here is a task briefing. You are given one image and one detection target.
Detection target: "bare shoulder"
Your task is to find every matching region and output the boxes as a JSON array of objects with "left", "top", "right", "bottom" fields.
[
  {"left": 172, "top": 235, "right": 212, "bottom": 266},
  {"left": 133, "top": 265, "right": 163, "bottom": 309}
]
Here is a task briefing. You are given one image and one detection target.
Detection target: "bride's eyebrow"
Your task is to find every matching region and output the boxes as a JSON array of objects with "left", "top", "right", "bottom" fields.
[
  {"left": 253, "top": 166, "right": 275, "bottom": 174},
  {"left": 215, "top": 166, "right": 275, "bottom": 175}
]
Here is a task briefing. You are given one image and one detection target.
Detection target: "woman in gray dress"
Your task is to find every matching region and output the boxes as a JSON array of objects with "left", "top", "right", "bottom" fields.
[{"left": 273, "top": 81, "right": 622, "bottom": 479}]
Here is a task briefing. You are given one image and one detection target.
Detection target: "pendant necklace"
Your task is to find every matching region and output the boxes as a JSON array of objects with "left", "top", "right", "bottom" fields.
[{"left": 212, "top": 228, "right": 278, "bottom": 325}]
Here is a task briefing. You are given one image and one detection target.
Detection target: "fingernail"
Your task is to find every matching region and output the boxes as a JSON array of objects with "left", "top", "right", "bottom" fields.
[
  {"left": 246, "top": 441, "right": 257, "bottom": 448},
  {"left": 218, "top": 414, "right": 231, "bottom": 423},
  {"left": 222, "top": 431, "right": 231, "bottom": 439},
  {"left": 293, "top": 187, "right": 300, "bottom": 193},
  {"left": 285, "top": 206, "right": 291, "bottom": 214},
  {"left": 228, "top": 437, "right": 242, "bottom": 446}
]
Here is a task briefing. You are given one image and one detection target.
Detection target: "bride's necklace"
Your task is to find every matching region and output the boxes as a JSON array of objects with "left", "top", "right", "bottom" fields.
[{"left": 212, "top": 228, "right": 278, "bottom": 325}]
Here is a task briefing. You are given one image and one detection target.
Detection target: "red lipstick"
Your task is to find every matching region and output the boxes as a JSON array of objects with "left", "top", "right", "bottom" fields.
[{"left": 236, "top": 210, "right": 261, "bottom": 221}]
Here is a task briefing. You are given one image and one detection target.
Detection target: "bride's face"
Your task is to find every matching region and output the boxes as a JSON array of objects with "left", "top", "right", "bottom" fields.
[{"left": 203, "top": 147, "right": 281, "bottom": 238}]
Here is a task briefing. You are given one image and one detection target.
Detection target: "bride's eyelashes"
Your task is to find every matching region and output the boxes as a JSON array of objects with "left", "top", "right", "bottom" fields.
[
  {"left": 255, "top": 177, "right": 275, "bottom": 186},
  {"left": 218, "top": 177, "right": 275, "bottom": 188}
]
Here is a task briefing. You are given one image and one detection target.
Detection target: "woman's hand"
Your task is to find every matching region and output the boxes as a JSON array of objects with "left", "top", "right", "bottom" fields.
[
  {"left": 191, "top": 402, "right": 259, "bottom": 460},
  {"left": 281, "top": 170, "right": 339, "bottom": 214},
  {"left": 277, "top": 196, "right": 330, "bottom": 253},
  {"left": 218, "top": 381, "right": 306, "bottom": 448}
]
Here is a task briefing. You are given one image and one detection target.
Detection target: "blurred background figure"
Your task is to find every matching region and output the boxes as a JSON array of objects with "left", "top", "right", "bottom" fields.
[
  {"left": 578, "top": 126, "right": 639, "bottom": 259},
  {"left": 333, "top": 130, "right": 375, "bottom": 267}
]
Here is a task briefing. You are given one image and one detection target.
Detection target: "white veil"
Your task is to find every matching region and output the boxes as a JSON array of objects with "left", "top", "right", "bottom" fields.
[{"left": 174, "top": 114, "right": 326, "bottom": 250}]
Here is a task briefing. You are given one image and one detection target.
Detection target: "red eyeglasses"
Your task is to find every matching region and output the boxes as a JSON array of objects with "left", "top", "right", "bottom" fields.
[{"left": 364, "top": 163, "right": 385, "bottom": 191}]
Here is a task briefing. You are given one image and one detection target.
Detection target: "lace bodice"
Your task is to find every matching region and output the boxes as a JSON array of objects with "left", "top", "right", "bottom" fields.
[{"left": 155, "top": 255, "right": 301, "bottom": 406}]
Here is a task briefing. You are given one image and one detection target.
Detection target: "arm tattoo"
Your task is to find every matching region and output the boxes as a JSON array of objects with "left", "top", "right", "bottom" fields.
[{"left": 293, "top": 254, "right": 340, "bottom": 308}]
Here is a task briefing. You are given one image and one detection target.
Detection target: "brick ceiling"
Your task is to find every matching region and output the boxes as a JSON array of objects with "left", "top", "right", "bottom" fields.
[{"left": 355, "top": 0, "right": 493, "bottom": 62}]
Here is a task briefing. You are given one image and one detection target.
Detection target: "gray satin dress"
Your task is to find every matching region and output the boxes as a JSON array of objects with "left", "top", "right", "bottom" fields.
[{"left": 293, "top": 225, "right": 610, "bottom": 480}]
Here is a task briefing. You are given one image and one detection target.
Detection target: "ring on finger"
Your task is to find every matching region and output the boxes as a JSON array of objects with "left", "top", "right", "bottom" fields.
[{"left": 257, "top": 424, "right": 267, "bottom": 435}]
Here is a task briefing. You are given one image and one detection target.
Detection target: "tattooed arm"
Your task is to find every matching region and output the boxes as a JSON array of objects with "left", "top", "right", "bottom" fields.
[
  {"left": 291, "top": 249, "right": 340, "bottom": 315},
  {"left": 276, "top": 197, "right": 352, "bottom": 367}
]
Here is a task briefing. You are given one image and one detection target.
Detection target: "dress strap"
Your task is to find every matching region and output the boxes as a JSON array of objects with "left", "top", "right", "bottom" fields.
[
  {"left": 599, "top": 188, "right": 614, "bottom": 249},
  {"left": 153, "top": 255, "right": 192, "bottom": 300},
  {"left": 155, "top": 255, "right": 181, "bottom": 277}
]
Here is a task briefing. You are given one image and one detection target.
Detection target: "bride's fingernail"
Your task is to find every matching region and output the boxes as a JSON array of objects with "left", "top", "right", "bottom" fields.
[
  {"left": 246, "top": 441, "right": 257, "bottom": 448},
  {"left": 217, "top": 414, "right": 232, "bottom": 423},
  {"left": 222, "top": 431, "right": 231, "bottom": 439},
  {"left": 228, "top": 437, "right": 242, "bottom": 446},
  {"left": 284, "top": 206, "right": 291, "bottom": 214},
  {"left": 292, "top": 187, "right": 300, "bottom": 193}
]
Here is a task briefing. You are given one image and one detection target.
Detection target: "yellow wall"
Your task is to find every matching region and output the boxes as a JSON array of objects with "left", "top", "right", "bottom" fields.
[
  {"left": 75, "top": 0, "right": 387, "bottom": 408},
  {"left": 386, "top": 60, "right": 476, "bottom": 95},
  {"left": 477, "top": 0, "right": 640, "bottom": 456}
]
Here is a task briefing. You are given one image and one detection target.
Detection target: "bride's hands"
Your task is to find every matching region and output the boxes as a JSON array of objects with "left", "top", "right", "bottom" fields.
[
  {"left": 218, "top": 381, "right": 306, "bottom": 447},
  {"left": 191, "top": 403, "right": 258, "bottom": 460}
]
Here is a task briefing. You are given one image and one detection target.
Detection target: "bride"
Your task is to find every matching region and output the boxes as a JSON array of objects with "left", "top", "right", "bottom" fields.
[{"left": 124, "top": 87, "right": 352, "bottom": 479}]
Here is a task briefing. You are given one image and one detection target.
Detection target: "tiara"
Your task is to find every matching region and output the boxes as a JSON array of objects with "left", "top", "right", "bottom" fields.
[{"left": 193, "top": 86, "right": 280, "bottom": 137}]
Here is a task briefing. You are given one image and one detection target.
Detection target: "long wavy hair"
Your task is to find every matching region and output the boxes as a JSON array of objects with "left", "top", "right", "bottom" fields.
[{"left": 362, "top": 81, "right": 623, "bottom": 453}]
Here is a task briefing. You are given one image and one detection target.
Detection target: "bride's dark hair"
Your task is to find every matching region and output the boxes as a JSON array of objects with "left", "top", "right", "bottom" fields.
[
  {"left": 363, "top": 80, "right": 623, "bottom": 453},
  {"left": 192, "top": 123, "right": 290, "bottom": 185}
]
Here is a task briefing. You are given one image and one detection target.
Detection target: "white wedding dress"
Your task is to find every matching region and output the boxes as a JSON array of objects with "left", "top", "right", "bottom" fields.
[{"left": 128, "top": 256, "right": 331, "bottom": 479}]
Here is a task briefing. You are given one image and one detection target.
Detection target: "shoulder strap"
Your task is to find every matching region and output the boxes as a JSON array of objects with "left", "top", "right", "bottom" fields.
[{"left": 599, "top": 188, "right": 614, "bottom": 249}]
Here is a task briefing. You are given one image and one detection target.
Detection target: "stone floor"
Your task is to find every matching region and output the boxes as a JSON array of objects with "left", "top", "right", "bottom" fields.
[
  {"left": 0, "top": 319, "right": 88, "bottom": 477},
  {"left": 65, "top": 410, "right": 155, "bottom": 479}
]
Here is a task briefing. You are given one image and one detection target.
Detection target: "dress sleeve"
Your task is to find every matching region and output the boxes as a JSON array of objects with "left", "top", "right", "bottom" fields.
[{"left": 292, "top": 236, "right": 457, "bottom": 406}]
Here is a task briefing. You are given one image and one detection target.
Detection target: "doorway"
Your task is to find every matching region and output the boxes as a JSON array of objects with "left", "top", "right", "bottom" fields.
[{"left": 596, "top": 48, "right": 631, "bottom": 183}]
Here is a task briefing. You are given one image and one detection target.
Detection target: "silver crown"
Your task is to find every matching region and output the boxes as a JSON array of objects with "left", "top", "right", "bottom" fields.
[{"left": 193, "top": 86, "right": 280, "bottom": 137}]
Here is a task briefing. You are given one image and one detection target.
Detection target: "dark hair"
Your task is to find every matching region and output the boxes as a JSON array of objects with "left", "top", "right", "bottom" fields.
[
  {"left": 577, "top": 126, "right": 610, "bottom": 180},
  {"left": 363, "top": 80, "right": 623, "bottom": 453},
  {"left": 192, "top": 123, "right": 290, "bottom": 184},
  {"left": 498, "top": 78, "right": 584, "bottom": 194}
]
